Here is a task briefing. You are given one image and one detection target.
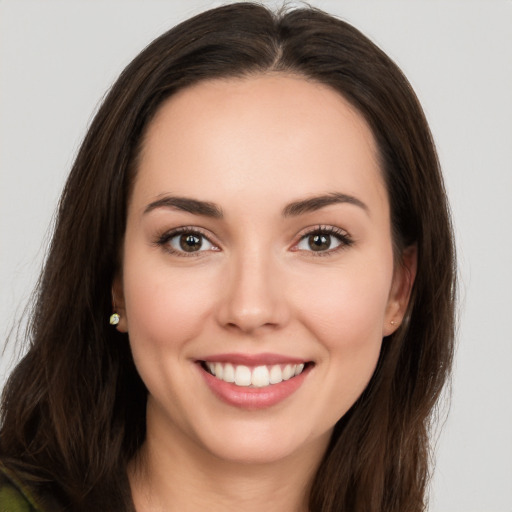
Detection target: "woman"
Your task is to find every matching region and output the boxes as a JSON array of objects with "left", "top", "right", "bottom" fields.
[{"left": 0, "top": 3, "right": 455, "bottom": 511}]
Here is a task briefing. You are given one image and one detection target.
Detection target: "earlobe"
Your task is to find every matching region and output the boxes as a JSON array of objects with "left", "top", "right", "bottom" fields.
[
  {"left": 111, "top": 276, "right": 128, "bottom": 333},
  {"left": 383, "top": 244, "right": 417, "bottom": 337}
]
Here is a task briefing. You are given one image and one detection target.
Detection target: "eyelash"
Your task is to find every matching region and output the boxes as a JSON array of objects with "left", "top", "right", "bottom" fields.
[
  {"left": 154, "top": 225, "right": 353, "bottom": 257},
  {"left": 154, "top": 226, "right": 218, "bottom": 257},
  {"left": 294, "top": 225, "right": 354, "bottom": 256}
]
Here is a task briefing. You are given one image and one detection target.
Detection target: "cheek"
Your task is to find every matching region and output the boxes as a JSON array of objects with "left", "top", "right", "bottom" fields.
[
  {"left": 121, "top": 259, "right": 220, "bottom": 412},
  {"left": 122, "top": 257, "right": 217, "bottom": 353},
  {"left": 290, "top": 262, "right": 392, "bottom": 425},
  {"left": 292, "top": 259, "right": 393, "bottom": 345}
]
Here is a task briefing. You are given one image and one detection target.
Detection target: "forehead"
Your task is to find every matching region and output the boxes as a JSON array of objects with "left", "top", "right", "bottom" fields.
[{"left": 133, "top": 73, "right": 386, "bottom": 216}]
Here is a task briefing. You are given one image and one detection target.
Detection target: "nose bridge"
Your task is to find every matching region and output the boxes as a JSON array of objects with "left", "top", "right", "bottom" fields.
[{"left": 217, "top": 242, "right": 287, "bottom": 333}]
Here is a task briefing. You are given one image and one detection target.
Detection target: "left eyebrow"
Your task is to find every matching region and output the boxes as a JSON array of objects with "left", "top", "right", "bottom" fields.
[
  {"left": 144, "top": 196, "right": 224, "bottom": 218},
  {"left": 282, "top": 192, "right": 369, "bottom": 217}
]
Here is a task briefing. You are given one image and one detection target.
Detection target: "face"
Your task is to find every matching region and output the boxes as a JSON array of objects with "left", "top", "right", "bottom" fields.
[{"left": 116, "top": 74, "right": 414, "bottom": 466}]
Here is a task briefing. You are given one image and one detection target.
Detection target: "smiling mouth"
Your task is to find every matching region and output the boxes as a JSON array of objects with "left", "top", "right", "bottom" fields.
[{"left": 199, "top": 361, "right": 312, "bottom": 388}]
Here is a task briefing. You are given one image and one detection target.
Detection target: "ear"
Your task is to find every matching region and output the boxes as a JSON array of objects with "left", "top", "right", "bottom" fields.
[
  {"left": 382, "top": 245, "right": 417, "bottom": 337},
  {"left": 112, "top": 274, "right": 128, "bottom": 333}
]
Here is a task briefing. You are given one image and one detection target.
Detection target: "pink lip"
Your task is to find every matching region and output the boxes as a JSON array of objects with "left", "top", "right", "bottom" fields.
[
  {"left": 197, "top": 361, "right": 312, "bottom": 410},
  {"left": 199, "top": 352, "right": 308, "bottom": 366}
]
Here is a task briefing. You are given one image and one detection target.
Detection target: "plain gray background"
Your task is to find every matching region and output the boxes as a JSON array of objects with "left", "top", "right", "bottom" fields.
[{"left": 1, "top": 1, "right": 511, "bottom": 511}]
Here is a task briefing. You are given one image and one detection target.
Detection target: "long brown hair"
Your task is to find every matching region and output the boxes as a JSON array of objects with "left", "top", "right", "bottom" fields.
[{"left": 0, "top": 3, "right": 456, "bottom": 511}]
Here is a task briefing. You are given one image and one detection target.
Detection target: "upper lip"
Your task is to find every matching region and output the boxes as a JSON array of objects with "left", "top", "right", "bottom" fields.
[{"left": 198, "top": 352, "right": 310, "bottom": 366}]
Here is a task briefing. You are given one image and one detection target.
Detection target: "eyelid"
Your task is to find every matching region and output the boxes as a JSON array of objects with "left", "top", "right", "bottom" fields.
[
  {"left": 291, "top": 224, "right": 354, "bottom": 255},
  {"left": 154, "top": 226, "right": 220, "bottom": 256}
]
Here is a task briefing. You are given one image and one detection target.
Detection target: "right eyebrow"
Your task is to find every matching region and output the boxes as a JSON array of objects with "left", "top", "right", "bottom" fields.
[
  {"left": 143, "top": 195, "right": 224, "bottom": 218},
  {"left": 282, "top": 192, "right": 369, "bottom": 217}
]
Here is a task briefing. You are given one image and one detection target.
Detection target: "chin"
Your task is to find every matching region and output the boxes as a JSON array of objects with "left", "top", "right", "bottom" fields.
[{"left": 190, "top": 416, "right": 332, "bottom": 466}]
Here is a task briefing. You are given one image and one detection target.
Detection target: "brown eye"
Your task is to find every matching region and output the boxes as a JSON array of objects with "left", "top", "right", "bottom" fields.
[
  {"left": 179, "top": 233, "right": 202, "bottom": 252},
  {"left": 295, "top": 227, "right": 351, "bottom": 254},
  {"left": 308, "top": 234, "right": 331, "bottom": 251},
  {"left": 162, "top": 230, "right": 216, "bottom": 254}
]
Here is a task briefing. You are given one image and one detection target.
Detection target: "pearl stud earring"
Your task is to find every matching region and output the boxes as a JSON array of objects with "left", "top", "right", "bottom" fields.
[{"left": 109, "top": 313, "right": 120, "bottom": 325}]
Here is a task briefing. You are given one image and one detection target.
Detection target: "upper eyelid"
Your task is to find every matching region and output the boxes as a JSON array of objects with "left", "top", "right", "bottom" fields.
[
  {"left": 160, "top": 225, "right": 215, "bottom": 240},
  {"left": 156, "top": 224, "right": 352, "bottom": 249},
  {"left": 295, "top": 224, "right": 351, "bottom": 239},
  {"left": 291, "top": 225, "right": 353, "bottom": 251},
  {"left": 157, "top": 226, "right": 219, "bottom": 249}
]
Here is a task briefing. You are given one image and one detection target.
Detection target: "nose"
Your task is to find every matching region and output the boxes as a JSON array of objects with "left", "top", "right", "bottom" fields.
[{"left": 215, "top": 249, "right": 289, "bottom": 335}]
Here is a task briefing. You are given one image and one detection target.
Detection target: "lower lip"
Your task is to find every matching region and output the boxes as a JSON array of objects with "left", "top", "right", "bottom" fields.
[{"left": 198, "top": 363, "right": 311, "bottom": 410}]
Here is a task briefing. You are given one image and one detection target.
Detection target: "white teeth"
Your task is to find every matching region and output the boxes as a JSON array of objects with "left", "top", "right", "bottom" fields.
[
  {"left": 251, "top": 366, "right": 270, "bottom": 387},
  {"left": 223, "top": 363, "right": 235, "bottom": 383},
  {"left": 214, "top": 362, "right": 224, "bottom": 380},
  {"left": 207, "top": 362, "right": 216, "bottom": 375},
  {"left": 282, "top": 364, "right": 294, "bottom": 381},
  {"left": 234, "top": 365, "right": 252, "bottom": 386},
  {"left": 204, "top": 361, "right": 307, "bottom": 388},
  {"left": 269, "top": 365, "right": 283, "bottom": 384}
]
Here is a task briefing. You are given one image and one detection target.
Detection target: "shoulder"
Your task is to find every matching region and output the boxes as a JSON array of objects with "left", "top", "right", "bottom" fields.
[{"left": 0, "top": 463, "right": 45, "bottom": 512}]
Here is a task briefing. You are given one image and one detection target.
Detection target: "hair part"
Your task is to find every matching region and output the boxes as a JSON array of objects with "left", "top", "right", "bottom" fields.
[{"left": 1, "top": 4, "right": 456, "bottom": 511}]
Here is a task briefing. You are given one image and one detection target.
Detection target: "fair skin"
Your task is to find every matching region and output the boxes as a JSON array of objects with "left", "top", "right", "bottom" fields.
[{"left": 114, "top": 74, "right": 415, "bottom": 512}]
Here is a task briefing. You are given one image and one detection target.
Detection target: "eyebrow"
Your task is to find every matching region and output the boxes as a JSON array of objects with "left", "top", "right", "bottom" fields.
[
  {"left": 144, "top": 196, "right": 224, "bottom": 218},
  {"left": 282, "top": 192, "right": 368, "bottom": 217},
  {"left": 143, "top": 192, "right": 368, "bottom": 219}
]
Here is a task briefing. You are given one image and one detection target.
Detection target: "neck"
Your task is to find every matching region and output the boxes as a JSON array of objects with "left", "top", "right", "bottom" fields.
[{"left": 128, "top": 413, "right": 329, "bottom": 512}]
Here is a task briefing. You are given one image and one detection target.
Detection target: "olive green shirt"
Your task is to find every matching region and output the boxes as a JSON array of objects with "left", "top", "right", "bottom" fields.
[{"left": 0, "top": 464, "right": 43, "bottom": 512}]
